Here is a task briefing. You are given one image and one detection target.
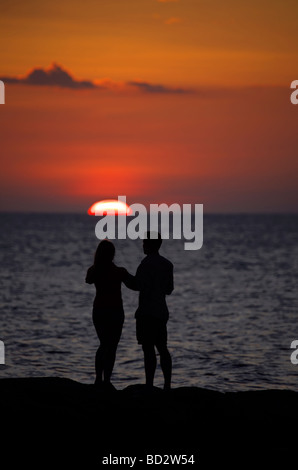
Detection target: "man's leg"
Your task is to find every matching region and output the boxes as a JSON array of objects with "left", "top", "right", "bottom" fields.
[
  {"left": 156, "top": 344, "right": 172, "bottom": 390},
  {"left": 142, "top": 343, "right": 156, "bottom": 388}
]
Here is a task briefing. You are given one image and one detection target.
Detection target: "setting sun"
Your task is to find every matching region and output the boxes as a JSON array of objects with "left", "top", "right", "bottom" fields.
[{"left": 88, "top": 199, "right": 132, "bottom": 216}]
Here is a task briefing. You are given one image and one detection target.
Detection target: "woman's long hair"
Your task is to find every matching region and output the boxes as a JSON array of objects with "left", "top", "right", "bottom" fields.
[{"left": 94, "top": 239, "right": 115, "bottom": 271}]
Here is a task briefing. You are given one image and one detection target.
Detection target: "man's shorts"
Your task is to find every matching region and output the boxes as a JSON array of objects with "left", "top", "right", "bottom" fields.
[{"left": 136, "top": 315, "right": 167, "bottom": 346}]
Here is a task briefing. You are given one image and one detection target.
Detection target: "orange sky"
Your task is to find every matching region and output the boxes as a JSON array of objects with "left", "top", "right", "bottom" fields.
[{"left": 1, "top": 0, "right": 298, "bottom": 212}]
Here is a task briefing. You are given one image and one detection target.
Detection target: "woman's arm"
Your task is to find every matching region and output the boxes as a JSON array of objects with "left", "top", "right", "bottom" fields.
[{"left": 85, "top": 265, "right": 95, "bottom": 284}]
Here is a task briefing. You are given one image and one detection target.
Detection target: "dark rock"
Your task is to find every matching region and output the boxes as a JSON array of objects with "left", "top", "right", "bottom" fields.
[{"left": 1, "top": 377, "right": 297, "bottom": 467}]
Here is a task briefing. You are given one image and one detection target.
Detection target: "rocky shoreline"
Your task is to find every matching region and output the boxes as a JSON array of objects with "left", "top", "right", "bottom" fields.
[{"left": 1, "top": 377, "right": 297, "bottom": 467}]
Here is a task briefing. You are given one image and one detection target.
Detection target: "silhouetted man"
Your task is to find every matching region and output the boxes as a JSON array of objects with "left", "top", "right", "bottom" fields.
[{"left": 129, "top": 232, "right": 174, "bottom": 390}]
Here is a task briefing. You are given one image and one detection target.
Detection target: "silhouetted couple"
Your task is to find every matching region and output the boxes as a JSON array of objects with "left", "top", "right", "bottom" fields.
[{"left": 85, "top": 232, "right": 174, "bottom": 391}]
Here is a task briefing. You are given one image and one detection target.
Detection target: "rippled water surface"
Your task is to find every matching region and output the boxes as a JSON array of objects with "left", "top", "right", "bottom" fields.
[{"left": 0, "top": 213, "right": 298, "bottom": 392}]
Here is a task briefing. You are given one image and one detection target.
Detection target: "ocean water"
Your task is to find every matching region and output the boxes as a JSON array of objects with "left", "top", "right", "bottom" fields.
[{"left": 0, "top": 212, "right": 298, "bottom": 392}]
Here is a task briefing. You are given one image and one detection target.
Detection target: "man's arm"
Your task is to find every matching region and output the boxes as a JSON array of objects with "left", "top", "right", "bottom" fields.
[{"left": 122, "top": 265, "right": 143, "bottom": 291}]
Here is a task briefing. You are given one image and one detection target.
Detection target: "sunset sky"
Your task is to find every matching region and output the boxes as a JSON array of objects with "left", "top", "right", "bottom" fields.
[{"left": 1, "top": 0, "right": 298, "bottom": 212}]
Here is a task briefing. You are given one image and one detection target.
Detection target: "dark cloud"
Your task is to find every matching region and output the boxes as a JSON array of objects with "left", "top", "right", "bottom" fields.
[
  {"left": 1, "top": 64, "right": 279, "bottom": 100},
  {"left": 1, "top": 63, "right": 96, "bottom": 89},
  {"left": 1, "top": 63, "right": 194, "bottom": 94},
  {"left": 128, "top": 81, "right": 191, "bottom": 94}
]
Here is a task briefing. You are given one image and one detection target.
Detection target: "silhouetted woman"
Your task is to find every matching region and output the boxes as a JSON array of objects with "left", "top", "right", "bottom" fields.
[{"left": 86, "top": 239, "right": 131, "bottom": 390}]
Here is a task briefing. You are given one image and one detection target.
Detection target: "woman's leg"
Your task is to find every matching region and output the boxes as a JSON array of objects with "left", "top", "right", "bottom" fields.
[
  {"left": 103, "top": 320, "right": 123, "bottom": 383},
  {"left": 103, "top": 343, "right": 117, "bottom": 383},
  {"left": 95, "top": 345, "right": 104, "bottom": 385},
  {"left": 93, "top": 312, "right": 105, "bottom": 385},
  {"left": 93, "top": 310, "right": 123, "bottom": 386}
]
